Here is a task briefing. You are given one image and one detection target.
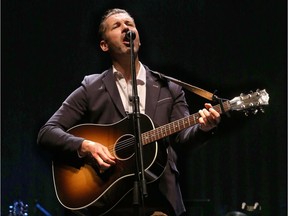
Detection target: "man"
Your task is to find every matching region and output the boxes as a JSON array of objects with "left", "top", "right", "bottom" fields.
[{"left": 37, "top": 8, "right": 221, "bottom": 216}]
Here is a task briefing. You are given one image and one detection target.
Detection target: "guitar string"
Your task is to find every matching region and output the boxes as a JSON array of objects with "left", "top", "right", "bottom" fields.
[
  {"left": 105, "top": 128, "right": 165, "bottom": 153},
  {"left": 107, "top": 136, "right": 135, "bottom": 153},
  {"left": 105, "top": 103, "right": 228, "bottom": 153},
  {"left": 105, "top": 116, "right": 199, "bottom": 153}
]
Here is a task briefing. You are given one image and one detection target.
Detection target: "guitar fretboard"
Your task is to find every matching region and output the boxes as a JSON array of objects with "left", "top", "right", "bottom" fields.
[{"left": 141, "top": 101, "right": 230, "bottom": 145}]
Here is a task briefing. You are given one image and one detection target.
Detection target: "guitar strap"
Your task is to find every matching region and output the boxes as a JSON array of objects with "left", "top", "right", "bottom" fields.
[
  {"left": 152, "top": 71, "right": 218, "bottom": 100},
  {"left": 152, "top": 71, "right": 228, "bottom": 115}
]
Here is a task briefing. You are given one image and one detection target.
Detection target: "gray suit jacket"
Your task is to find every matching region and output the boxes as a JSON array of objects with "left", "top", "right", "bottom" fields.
[{"left": 38, "top": 65, "right": 212, "bottom": 216}]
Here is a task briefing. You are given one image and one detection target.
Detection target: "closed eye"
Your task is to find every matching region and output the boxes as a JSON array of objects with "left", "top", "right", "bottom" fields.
[
  {"left": 112, "top": 22, "right": 121, "bottom": 29},
  {"left": 125, "top": 20, "right": 135, "bottom": 27}
]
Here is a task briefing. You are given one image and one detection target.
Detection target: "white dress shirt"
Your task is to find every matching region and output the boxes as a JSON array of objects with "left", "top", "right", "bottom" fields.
[{"left": 113, "top": 63, "right": 146, "bottom": 114}]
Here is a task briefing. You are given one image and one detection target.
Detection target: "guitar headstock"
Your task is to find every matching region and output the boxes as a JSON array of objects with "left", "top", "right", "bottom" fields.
[{"left": 229, "top": 89, "right": 269, "bottom": 115}]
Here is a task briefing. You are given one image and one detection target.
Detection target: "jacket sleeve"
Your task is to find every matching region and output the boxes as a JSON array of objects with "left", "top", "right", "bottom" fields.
[
  {"left": 37, "top": 76, "right": 94, "bottom": 153},
  {"left": 167, "top": 81, "right": 215, "bottom": 148}
]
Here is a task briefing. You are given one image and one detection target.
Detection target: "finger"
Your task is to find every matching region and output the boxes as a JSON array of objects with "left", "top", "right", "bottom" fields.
[
  {"left": 95, "top": 156, "right": 112, "bottom": 170},
  {"left": 208, "top": 108, "right": 221, "bottom": 124},
  {"left": 202, "top": 108, "right": 211, "bottom": 117},
  {"left": 204, "top": 103, "right": 221, "bottom": 124},
  {"left": 202, "top": 108, "right": 213, "bottom": 123},
  {"left": 198, "top": 109, "right": 209, "bottom": 128},
  {"left": 199, "top": 108, "right": 218, "bottom": 127},
  {"left": 204, "top": 103, "right": 220, "bottom": 116},
  {"left": 204, "top": 103, "right": 213, "bottom": 109},
  {"left": 198, "top": 109, "right": 208, "bottom": 124},
  {"left": 103, "top": 147, "right": 116, "bottom": 161},
  {"left": 198, "top": 109, "right": 206, "bottom": 119},
  {"left": 98, "top": 148, "right": 116, "bottom": 165}
]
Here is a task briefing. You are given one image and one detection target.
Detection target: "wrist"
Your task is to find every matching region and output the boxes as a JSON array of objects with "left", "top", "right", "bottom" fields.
[{"left": 78, "top": 140, "right": 91, "bottom": 157}]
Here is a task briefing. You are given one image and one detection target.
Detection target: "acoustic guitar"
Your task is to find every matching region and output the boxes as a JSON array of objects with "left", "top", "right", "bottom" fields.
[{"left": 52, "top": 89, "right": 269, "bottom": 215}]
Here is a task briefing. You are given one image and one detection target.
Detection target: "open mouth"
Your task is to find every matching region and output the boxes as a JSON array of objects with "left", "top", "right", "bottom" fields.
[{"left": 123, "top": 38, "right": 131, "bottom": 47}]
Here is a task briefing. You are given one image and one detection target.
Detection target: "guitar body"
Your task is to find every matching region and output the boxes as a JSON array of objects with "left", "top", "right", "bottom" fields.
[{"left": 52, "top": 114, "right": 168, "bottom": 215}]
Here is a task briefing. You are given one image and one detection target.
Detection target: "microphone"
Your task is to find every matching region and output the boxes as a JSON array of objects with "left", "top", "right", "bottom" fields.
[{"left": 125, "top": 30, "right": 136, "bottom": 41}]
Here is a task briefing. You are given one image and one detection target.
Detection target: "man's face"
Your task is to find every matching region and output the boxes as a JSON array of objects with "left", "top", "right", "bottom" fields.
[{"left": 100, "top": 13, "right": 141, "bottom": 56}]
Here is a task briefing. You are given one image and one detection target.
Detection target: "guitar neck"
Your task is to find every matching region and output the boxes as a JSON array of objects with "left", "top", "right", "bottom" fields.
[{"left": 142, "top": 100, "right": 230, "bottom": 145}]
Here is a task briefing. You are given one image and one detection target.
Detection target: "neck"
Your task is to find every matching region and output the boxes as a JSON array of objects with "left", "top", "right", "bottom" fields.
[{"left": 112, "top": 56, "right": 140, "bottom": 81}]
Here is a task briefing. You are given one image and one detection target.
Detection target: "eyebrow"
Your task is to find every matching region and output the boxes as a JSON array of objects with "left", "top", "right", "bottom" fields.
[{"left": 110, "top": 19, "right": 135, "bottom": 28}]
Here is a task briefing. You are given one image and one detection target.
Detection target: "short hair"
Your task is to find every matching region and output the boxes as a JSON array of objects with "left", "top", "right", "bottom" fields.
[{"left": 98, "top": 8, "right": 134, "bottom": 40}]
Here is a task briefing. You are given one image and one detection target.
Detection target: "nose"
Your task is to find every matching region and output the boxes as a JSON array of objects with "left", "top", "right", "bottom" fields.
[{"left": 123, "top": 25, "right": 130, "bottom": 33}]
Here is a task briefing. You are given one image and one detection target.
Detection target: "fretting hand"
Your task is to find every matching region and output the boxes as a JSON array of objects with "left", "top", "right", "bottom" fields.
[{"left": 198, "top": 103, "right": 221, "bottom": 132}]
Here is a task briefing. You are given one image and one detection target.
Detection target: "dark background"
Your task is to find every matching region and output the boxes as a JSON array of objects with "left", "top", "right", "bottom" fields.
[{"left": 2, "top": 0, "right": 286, "bottom": 215}]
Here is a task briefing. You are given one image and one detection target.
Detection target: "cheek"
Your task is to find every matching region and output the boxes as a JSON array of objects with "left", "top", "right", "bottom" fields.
[{"left": 133, "top": 34, "right": 141, "bottom": 47}]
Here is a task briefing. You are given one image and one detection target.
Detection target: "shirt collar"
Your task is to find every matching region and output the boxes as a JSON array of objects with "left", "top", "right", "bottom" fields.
[{"left": 113, "top": 62, "right": 146, "bottom": 85}]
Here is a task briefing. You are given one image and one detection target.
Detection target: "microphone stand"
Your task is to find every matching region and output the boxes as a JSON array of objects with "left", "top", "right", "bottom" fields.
[{"left": 127, "top": 31, "right": 147, "bottom": 216}]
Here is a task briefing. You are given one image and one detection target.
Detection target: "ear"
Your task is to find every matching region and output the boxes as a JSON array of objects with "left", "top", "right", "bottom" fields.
[{"left": 100, "top": 40, "right": 109, "bottom": 52}]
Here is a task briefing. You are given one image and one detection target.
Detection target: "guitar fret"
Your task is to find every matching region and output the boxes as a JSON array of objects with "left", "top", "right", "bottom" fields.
[
  {"left": 182, "top": 119, "right": 185, "bottom": 128},
  {"left": 142, "top": 100, "right": 233, "bottom": 146},
  {"left": 162, "top": 126, "right": 166, "bottom": 137},
  {"left": 167, "top": 124, "right": 171, "bottom": 135},
  {"left": 193, "top": 113, "right": 199, "bottom": 125},
  {"left": 156, "top": 128, "right": 161, "bottom": 140},
  {"left": 187, "top": 118, "right": 189, "bottom": 125},
  {"left": 176, "top": 119, "right": 179, "bottom": 130},
  {"left": 181, "top": 118, "right": 185, "bottom": 129},
  {"left": 143, "top": 133, "right": 151, "bottom": 143}
]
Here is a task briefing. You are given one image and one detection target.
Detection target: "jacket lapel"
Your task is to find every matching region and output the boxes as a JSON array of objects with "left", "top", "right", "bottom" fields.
[
  {"left": 102, "top": 69, "right": 127, "bottom": 117},
  {"left": 145, "top": 70, "right": 161, "bottom": 119},
  {"left": 102, "top": 66, "right": 161, "bottom": 119}
]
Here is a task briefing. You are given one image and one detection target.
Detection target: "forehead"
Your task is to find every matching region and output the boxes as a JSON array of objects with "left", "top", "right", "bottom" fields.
[{"left": 104, "top": 13, "right": 135, "bottom": 26}]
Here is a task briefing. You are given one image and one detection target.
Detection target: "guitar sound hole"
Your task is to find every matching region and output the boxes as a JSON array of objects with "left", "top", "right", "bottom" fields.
[{"left": 115, "top": 134, "right": 135, "bottom": 160}]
